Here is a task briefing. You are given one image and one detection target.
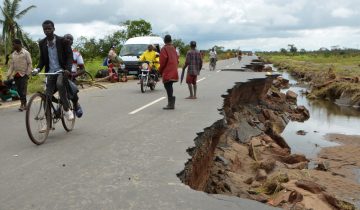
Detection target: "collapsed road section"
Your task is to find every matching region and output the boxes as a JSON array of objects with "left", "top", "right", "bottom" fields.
[{"left": 178, "top": 71, "right": 357, "bottom": 209}]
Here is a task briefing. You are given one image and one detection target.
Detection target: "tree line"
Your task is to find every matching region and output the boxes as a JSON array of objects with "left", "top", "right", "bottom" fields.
[{"left": 1, "top": 0, "right": 239, "bottom": 66}]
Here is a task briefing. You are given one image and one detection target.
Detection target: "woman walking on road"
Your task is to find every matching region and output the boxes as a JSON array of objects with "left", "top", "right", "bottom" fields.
[{"left": 159, "top": 35, "right": 179, "bottom": 110}]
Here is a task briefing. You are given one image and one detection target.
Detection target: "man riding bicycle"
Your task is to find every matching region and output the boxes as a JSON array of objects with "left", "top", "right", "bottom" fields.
[
  {"left": 209, "top": 47, "right": 217, "bottom": 67},
  {"left": 237, "top": 49, "right": 242, "bottom": 62},
  {"left": 33, "top": 20, "right": 74, "bottom": 121},
  {"left": 139, "top": 45, "right": 159, "bottom": 81}
]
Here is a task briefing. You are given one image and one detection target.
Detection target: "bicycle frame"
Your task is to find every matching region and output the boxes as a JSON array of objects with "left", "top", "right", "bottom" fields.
[
  {"left": 38, "top": 70, "right": 65, "bottom": 127},
  {"left": 26, "top": 69, "right": 76, "bottom": 145},
  {"left": 48, "top": 95, "right": 62, "bottom": 125},
  {"left": 209, "top": 58, "right": 216, "bottom": 71}
]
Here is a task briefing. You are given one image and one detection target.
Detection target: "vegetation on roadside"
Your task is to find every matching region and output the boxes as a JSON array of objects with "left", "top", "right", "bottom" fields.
[
  {"left": 259, "top": 50, "right": 360, "bottom": 105},
  {"left": 259, "top": 50, "right": 360, "bottom": 77},
  {"left": 0, "top": 1, "right": 239, "bottom": 95},
  {"left": 0, "top": 0, "right": 36, "bottom": 57}
]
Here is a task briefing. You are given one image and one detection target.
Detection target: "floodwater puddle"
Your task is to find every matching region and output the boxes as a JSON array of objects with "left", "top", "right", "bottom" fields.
[{"left": 278, "top": 70, "right": 360, "bottom": 159}]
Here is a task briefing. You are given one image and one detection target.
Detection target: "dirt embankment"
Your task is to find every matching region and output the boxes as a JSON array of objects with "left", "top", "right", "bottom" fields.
[
  {"left": 318, "top": 134, "right": 360, "bottom": 187},
  {"left": 262, "top": 57, "right": 360, "bottom": 107},
  {"left": 178, "top": 71, "right": 358, "bottom": 209}
]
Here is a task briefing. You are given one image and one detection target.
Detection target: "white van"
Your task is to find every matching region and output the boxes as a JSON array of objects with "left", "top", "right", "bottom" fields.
[{"left": 119, "top": 36, "right": 164, "bottom": 76}]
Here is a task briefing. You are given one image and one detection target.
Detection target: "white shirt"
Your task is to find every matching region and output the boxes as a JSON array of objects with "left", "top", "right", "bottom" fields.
[
  {"left": 71, "top": 49, "right": 84, "bottom": 72},
  {"left": 209, "top": 50, "right": 217, "bottom": 59}
]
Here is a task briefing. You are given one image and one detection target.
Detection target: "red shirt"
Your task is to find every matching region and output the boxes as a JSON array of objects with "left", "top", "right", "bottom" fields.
[{"left": 159, "top": 44, "right": 179, "bottom": 83}]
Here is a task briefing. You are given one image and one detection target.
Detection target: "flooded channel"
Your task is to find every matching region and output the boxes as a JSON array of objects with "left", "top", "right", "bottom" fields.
[{"left": 278, "top": 69, "right": 360, "bottom": 159}]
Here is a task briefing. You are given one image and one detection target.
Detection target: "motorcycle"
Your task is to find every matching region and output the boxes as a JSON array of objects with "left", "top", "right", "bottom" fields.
[{"left": 138, "top": 61, "right": 156, "bottom": 93}]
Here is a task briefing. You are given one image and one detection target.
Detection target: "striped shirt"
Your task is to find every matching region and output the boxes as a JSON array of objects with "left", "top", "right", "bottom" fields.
[{"left": 185, "top": 49, "right": 203, "bottom": 76}]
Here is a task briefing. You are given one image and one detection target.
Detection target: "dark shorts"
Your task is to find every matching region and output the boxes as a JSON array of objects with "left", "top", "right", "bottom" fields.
[{"left": 186, "top": 74, "right": 197, "bottom": 85}]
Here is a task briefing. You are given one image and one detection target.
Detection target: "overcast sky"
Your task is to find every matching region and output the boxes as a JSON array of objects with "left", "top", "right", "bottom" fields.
[{"left": 18, "top": 0, "right": 360, "bottom": 51}]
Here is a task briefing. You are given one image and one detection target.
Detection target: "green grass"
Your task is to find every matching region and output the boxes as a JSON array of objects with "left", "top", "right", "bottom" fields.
[
  {"left": 27, "top": 76, "right": 46, "bottom": 93},
  {"left": 259, "top": 52, "right": 360, "bottom": 104},
  {"left": 84, "top": 57, "right": 106, "bottom": 76},
  {"left": 260, "top": 53, "right": 360, "bottom": 78}
]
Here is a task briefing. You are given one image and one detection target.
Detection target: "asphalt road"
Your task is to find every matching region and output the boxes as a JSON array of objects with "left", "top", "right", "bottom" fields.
[{"left": 0, "top": 56, "right": 278, "bottom": 210}]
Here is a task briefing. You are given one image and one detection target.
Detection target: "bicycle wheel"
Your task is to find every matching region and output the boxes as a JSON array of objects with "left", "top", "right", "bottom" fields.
[
  {"left": 76, "top": 71, "right": 94, "bottom": 89},
  {"left": 26, "top": 93, "right": 50, "bottom": 145},
  {"left": 78, "top": 71, "right": 94, "bottom": 81},
  {"left": 61, "top": 102, "right": 76, "bottom": 132}
]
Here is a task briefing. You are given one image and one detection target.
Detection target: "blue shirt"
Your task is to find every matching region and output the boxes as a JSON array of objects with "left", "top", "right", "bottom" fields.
[{"left": 47, "top": 38, "right": 61, "bottom": 73}]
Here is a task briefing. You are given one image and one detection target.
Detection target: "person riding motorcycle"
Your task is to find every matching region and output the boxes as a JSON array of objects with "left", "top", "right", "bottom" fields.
[{"left": 139, "top": 45, "right": 159, "bottom": 81}]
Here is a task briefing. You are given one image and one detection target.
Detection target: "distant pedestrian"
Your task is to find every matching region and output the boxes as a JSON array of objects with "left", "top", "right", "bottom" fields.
[
  {"left": 108, "top": 45, "right": 122, "bottom": 68},
  {"left": 237, "top": 49, "right": 242, "bottom": 62},
  {"left": 7, "top": 39, "right": 32, "bottom": 111},
  {"left": 159, "top": 35, "right": 179, "bottom": 110},
  {"left": 182, "top": 41, "right": 202, "bottom": 99}
]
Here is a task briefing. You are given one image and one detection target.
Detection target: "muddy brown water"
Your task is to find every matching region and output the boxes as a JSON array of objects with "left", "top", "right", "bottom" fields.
[{"left": 276, "top": 69, "right": 360, "bottom": 159}]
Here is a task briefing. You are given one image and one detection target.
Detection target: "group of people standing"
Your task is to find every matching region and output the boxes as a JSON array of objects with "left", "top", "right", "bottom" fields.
[
  {"left": 2, "top": 19, "right": 207, "bottom": 114},
  {"left": 159, "top": 36, "right": 204, "bottom": 109}
]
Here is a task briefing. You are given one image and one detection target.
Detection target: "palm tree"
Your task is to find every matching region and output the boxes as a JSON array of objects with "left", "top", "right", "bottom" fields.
[{"left": 0, "top": 0, "right": 36, "bottom": 57}]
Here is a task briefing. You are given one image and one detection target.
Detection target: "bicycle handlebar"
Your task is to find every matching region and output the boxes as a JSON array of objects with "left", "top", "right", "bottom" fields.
[{"left": 37, "top": 70, "right": 64, "bottom": 76}]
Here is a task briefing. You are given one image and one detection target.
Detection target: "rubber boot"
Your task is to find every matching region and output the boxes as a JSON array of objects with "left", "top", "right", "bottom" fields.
[
  {"left": 163, "top": 96, "right": 175, "bottom": 110},
  {"left": 163, "top": 97, "right": 171, "bottom": 110},
  {"left": 193, "top": 85, "right": 197, "bottom": 99},
  {"left": 170, "top": 96, "right": 175, "bottom": 109}
]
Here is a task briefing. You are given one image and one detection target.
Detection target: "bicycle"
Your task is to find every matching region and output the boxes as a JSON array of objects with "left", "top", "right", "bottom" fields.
[
  {"left": 209, "top": 58, "right": 216, "bottom": 71},
  {"left": 77, "top": 70, "right": 94, "bottom": 85},
  {"left": 73, "top": 69, "right": 107, "bottom": 89},
  {"left": 26, "top": 70, "right": 75, "bottom": 145}
]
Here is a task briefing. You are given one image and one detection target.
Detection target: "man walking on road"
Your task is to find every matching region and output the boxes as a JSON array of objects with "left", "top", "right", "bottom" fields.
[
  {"left": 159, "top": 35, "right": 179, "bottom": 110},
  {"left": 7, "top": 39, "right": 32, "bottom": 111},
  {"left": 182, "top": 41, "right": 202, "bottom": 99}
]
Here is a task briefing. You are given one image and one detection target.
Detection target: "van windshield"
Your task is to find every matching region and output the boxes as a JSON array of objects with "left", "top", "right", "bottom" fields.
[{"left": 120, "top": 44, "right": 148, "bottom": 56}]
